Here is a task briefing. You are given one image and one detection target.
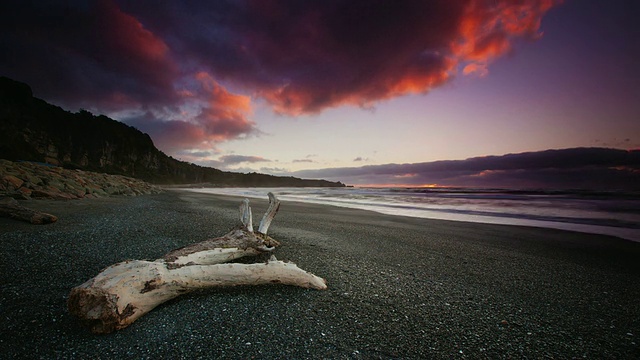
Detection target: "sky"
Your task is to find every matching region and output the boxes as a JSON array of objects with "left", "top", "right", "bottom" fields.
[{"left": 1, "top": 0, "right": 639, "bottom": 187}]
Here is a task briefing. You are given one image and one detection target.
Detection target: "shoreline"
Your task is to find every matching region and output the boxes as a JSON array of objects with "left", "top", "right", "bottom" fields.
[
  {"left": 1, "top": 190, "right": 639, "bottom": 358},
  {"left": 175, "top": 187, "right": 640, "bottom": 243}
]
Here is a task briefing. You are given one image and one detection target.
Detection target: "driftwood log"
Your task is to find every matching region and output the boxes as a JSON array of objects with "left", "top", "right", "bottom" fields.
[
  {"left": 68, "top": 193, "right": 326, "bottom": 333},
  {"left": 0, "top": 197, "right": 58, "bottom": 224}
]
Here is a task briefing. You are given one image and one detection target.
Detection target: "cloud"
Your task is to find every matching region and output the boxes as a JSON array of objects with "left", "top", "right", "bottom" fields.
[
  {"left": 291, "top": 148, "right": 640, "bottom": 190},
  {"left": 218, "top": 155, "right": 271, "bottom": 165},
  {"left": 291, "top": 155, "right": 319, "bottom": 163},
  {"left": 394, "top": 173, "right": 418, "bottom": 179},
  {"left": 175, "top": 150, "right": 216, "bottom": 158},
  {"left": 186, "top": 154, "right": 271, "bottom": 171},
  {"left": 192, "top": 72, "right": 256, "bottom": 142},
  {"left": 260, "top": 167, "right": 290, "bottom": 175},
  {"left": 0, "top": 0, "right": 561, "bottom": 154},
  {"left": 0, "top": 0, "right": 179, "bottom": 109},
  {"left": 121, "top": 71, "right": 257, "bottom": 153},
  {"left": 117, "top": 0, "right": 561, "bottom": 115},
  {"left": 462, "top": 63, "right": 489, "bottom": 77},
  {"left": 593, "top": 137, "right": 640, "bottom": 149},
  {"left": 128, "top": 116, "right": 211, "bottom": 152}
]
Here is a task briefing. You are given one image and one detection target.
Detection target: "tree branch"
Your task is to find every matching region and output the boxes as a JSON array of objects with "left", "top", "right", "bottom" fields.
[{"left": 258, "top": 192, "right": 280, "bottom": 234}]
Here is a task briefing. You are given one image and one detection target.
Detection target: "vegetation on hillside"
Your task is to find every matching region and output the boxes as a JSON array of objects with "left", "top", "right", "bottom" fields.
[{"left": 0, "top": 76, "right": 344, "bottom": 187}]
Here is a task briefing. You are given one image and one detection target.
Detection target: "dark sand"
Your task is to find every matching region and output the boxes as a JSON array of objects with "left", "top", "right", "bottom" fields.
[{"left": 1, "top": 190, "right": 639, "bottom": 359}]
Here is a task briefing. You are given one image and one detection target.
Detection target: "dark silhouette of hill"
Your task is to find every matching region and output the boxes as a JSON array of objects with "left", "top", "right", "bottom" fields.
[{"left": 0, "top": 76, "right": 344, "bottom": 187}]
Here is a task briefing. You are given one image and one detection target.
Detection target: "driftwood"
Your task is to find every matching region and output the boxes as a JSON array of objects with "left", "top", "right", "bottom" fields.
[
  {"left": 68, "top": 193, "right": 326, "bottom": 333},
  {"left": 0, "top": 197, "right": 58, "bottom": 224}
]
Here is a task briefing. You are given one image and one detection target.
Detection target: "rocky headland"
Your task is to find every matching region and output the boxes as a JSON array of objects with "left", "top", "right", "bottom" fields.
[{"left": 0, "top": 159, "right": 162, "bottom": 201}]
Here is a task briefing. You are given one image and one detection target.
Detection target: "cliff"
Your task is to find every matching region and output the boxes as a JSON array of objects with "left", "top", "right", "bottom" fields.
[{"left": 0, "top": 77, "right": 344, "bottom": 187}]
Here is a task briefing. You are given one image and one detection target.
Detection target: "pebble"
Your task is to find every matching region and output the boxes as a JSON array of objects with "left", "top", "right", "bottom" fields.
[{"left": 1, "top": 190, "right": 638, "bottom": 359}]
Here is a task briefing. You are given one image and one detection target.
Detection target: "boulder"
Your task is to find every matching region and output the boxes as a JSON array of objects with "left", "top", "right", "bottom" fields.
[{"left": 2, "top": 175, "right": 24, "bottom": 189}]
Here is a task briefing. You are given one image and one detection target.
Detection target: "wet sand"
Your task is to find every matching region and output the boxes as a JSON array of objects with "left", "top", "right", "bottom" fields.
[{"left": 1, "top": 190, "right": 639, "bottom": 359}]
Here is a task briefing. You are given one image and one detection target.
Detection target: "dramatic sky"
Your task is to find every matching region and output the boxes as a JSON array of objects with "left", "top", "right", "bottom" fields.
[{"left": 1, "top": 0, "right": 638, "bottom": 187}]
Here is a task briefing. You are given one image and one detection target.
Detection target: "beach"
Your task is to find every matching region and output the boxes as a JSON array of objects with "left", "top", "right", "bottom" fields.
[{"left": 1, "top": 189, "right": 639, "bottom": 359}]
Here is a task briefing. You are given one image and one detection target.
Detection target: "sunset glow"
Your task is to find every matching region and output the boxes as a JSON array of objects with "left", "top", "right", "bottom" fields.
[{"left": 356, "top": 183, "right": 442, "bottom": 189}]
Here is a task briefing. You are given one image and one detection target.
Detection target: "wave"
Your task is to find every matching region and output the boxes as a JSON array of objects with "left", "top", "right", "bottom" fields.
[{"left": 179, "top": 187, "right": 640, "bottom": 242}]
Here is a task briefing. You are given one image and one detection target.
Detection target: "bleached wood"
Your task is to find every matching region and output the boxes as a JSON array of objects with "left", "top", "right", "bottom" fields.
[
  {"left": 0, "top": 197, "right": 57, "bottom": 224},
  {"left": 68, "top": 194, "right": 325, "bottom": 333},
  {"left": 258, "top": 192, "right": 280, "bottom": 234},
  {"left": 68, "top": 258, "right": 326, "bottom": 333},
  {"left": 160, "top": 227, "right": 280, "bottom": 267},
  {"left": 162, "top": 247, "right": 259, "bottom": 266},
  {"left": 239, "top": 198, "right": 253, "bottom": 232}
]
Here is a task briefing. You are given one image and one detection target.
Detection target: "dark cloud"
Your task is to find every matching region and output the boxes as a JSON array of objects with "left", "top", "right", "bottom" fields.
[
  {"left": 293, "top": 159, "right": 314, "bottom": 163},
  {"left": 292, "top": 148, "right": 640, "bottom": 190},
  {"left": 593, "top": 137, "right": 640, "bottom": 149},
  {"left": 0, "top": 0, "right": 179, "bottom": 109},
  {"left": 128, "top": 116, "right": 209, "bottom": 153},
  {"left": 120, "top": 0, "right": 557, "bottom": 114}
]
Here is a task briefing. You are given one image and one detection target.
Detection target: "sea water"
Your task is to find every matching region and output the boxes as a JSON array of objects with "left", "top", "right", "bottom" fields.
[{"left": 182, "top": 187, "right": 640, "bottom": 242}]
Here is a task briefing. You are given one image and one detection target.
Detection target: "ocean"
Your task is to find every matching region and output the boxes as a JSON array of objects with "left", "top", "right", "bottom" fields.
[{"left": 181, "top": 187, "right": 640, "bottom": 242}]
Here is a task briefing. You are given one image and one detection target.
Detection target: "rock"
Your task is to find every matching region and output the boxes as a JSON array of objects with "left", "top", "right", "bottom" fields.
[
  {"left": 3, "top": 174, "right": 24, "bottom": 189},
  {"left": 0, "top": 160, "right": 162, "bottom": 201},
  {"left": 26, "top": 175, "right": 43, "bottom": 185},
  {"left": 31, "top": 189, "right": 63, "bottom": 200},
  {"left": 17, "top": 187, "right": 32, "bottom": 197},
  {"left": 66, "top": 185, "right": 86, "bottom": 198}
]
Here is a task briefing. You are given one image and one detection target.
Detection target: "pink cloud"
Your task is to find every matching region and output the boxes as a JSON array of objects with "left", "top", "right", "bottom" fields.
[
  {"left": 127, "top": 72, "right": 257, "bottom": 153},
  {"left": 196, "top": 0, "right": 561, "bottom": 115}
]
